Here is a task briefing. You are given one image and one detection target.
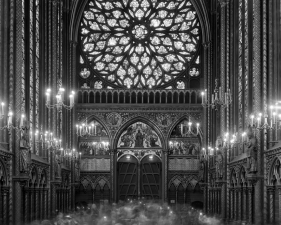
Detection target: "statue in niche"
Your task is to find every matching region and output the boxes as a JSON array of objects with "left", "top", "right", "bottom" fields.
[
  {"left": 246, "top": 126, "right": 258, "bottom": 173},
  {"left": 55, "top": 155, "right": 62, "bottom": 178},
  {"left": 198, "top": 155, "right": 205, "bottom": 182},
  {"left": 135, "top": 130, "right": 144, "bottom": 147},
  {"left": 19, "top": 123, "right": 31, "bottom": 173},
  {"left": 74, "top": 161, "right": 80, "bottom": 182},
  {"left": 20, "top": 124, "right": 30, "bottom": 148},
  {"left": 216, "top": 136, "right": 224, "bottom": 179}
]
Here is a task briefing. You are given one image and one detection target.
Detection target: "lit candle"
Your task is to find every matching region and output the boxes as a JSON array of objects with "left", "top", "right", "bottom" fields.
[
  {"left": 56, "top": 95, "right": 61, "bottom": 104},
  {"left": 188, "top": 122, "right": 192, "bottom": 132},
  {"left": 0, "top": 102, "right": 4, "bottom": 117},
  {"left": 7, "top": 111, "right": 13, "bottom": 127},
  {"left": 241, "top": 132, "right": 246, "bottom": 143},
  {"left": 35, "top": 130, "right": 39, "bottom": 141},
  {"left": 201, "top": 92, "right": 205, "bottom": 104},
  {"left": 250, "top": 115, "right": 254, "bottom": 126},
  {"left": 69, "top": 94, "right": 74, "bottom": 107},
  {"left": 20, "top": 114, "right": 25, "bottom": 127},
  {"left": 264, "top": 116, "right": 268, "bottom": 125},
  {"left": 46, "top": 91, "right": 50, "bottom": 104},
  {"left": 257, "top": 117, "right": 261, "bottom": 127},
  {"left": 196, "top": 123, "right": 200, "bottom": 134},
  {"left": 59, "top": 87, "right": 65, "bottom": 102},
  {"left": 273, "top": 112, "right": 276, "bottom": 124}
]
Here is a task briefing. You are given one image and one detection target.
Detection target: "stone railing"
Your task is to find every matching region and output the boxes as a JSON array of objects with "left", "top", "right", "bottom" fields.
[{"left": 77, "top": 89, "right": 203, "bottom": 104}]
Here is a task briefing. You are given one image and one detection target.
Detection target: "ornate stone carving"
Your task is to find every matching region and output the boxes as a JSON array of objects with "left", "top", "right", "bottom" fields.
[
  {"left": 215, "top": 136, "right": 224, "bottom": 180},
  {"left": 245, "top": 126, "right": 258, "bottom": 173}
]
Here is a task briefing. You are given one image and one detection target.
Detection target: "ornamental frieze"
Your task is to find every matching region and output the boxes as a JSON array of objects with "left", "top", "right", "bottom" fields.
[{"left": 77, "top": 111, "right": 203, "bottom": 140}]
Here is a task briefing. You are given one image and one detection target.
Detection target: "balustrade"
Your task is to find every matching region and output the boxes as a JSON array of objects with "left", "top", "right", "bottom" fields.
[{"left": 77, "top": 89, "right": 203, "bottom": 105}]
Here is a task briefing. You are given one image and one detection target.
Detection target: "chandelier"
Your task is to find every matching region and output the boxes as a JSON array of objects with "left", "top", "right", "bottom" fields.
[
  {"left": 0, "top": 102, "right": 22, "bottom": 131},
  {"left": 183, "top": 120, "right": 201, "bottom": 137},
  {"left": 76, "top": 119, "right": 97, "bottom": 137},
  {"left": 249, "top": 101, "right": 281, "bottom": 132},
  {"left": 201, "top": 79, "right": 232, "bottom": 110},
  {"left": 45, "top": 86, "right": 75, "bottom": 112}
]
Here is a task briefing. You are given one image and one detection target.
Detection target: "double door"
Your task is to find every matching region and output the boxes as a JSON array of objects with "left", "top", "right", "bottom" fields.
[{"left": 117, "top": 154, "right": 161, "bottom": 201}]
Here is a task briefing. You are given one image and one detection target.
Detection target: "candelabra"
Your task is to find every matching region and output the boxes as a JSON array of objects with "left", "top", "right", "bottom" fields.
[
  {"left": 179, "top": 118, "right": 201, "bottom": 137},
  {"left": 76, "top": 119, "right": 97, "bottom": 137},
  {"left": 201, "top": 79, "right": 232, "bottom": 110},
  {"left": 0, "top": 103, "right": 24, "bottom": 131},
  {"left": 45, "top": 86, "right": 75, "bottom": 112},
  {"left": 248, "top": 102, "right": 281, "bottom": 142}
]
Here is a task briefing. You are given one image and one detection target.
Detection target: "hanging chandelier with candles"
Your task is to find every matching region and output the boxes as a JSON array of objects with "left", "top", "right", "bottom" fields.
[
  {"left": 45, "top": 86, "right": 75, "bottom": 112},
  {"left": 76, "top": 119, "right": 97, "bottom": 137},
  {"left": 201, "top": 79, "right": 232, "bottom": 110},
  {"left": 0, "top": 102, "right": 23, "bottom": 131}
]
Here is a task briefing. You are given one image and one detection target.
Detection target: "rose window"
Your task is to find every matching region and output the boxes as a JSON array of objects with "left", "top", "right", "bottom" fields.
[{"left": 79, "top": 0, "right": 201, "bottom": 89}]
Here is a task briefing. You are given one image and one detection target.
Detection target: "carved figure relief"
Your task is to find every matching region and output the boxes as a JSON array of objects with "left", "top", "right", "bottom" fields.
[
  {"left": 215, "top": 136, "right": 224, "bottom": 179},
  {"left": 117, "top": 122, "right": 161, "bottom": 148},
  {"left": 106, "top": 112, "right": 122, "bottom": 127},
  {"left": 246, "top": 126, "right": 258, "bottom": 173},
  {"left": 169, "top": 140, "right": 200, "bottom": 155},
  {"left": 20, "top": 124, "right": 30, "bottom": 148},
  {"left": 198, "top": 156, "right": 205, "bottom": 182}
]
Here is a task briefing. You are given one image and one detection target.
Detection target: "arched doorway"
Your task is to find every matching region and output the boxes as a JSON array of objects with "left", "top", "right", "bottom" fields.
[
  {"left": 116, "top": 121, "right": 163, "bottom": 201},
  {"left": 117, "top": 154, "right": 162, "bottom": 201}
]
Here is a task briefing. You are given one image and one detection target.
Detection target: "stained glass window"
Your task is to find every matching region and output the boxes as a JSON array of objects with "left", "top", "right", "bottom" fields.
[{"left": 79, "top": 0, "right": 201, "bottom": 89}]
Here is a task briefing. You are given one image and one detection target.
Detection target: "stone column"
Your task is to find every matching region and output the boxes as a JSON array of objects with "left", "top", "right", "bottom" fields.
[
  {"left": 238, "top": 187, "right": 241, "bottom": 221},
  {"left": 24, "top": 189, "right": 29, "bottom": 223},
  {"left": 277, "top": 186, "right": 281, "bottom": 224},
  {"left": 242, "top": 187, "right": 247, "bottom": 221},
  {"left": 110, "top": 149, "right": 117, "bottom": 202},
  {"left": 44, "top": 190, "right": 48, "bottom": 219},
  {"left": 233, "top": 188, "right": 237, "bottom": 220},
  {"left": 3, "top": 190, "right": 7, "bottom": 224},
  {"left": 36, "top": 190, "right": 39, "bottom": 220},
  {"left": 248, "top": 187, "right": 253, "bottom": 224},
  {"left": 229, "top": 189, "right": 233, "bottom": 220},
  {"left": 268, "top": 188, "right": 275, "bottom": 224},
  {"left": 162, "top": 150, "right": 168, "bottom": 202},
  {"left": 30, "top": 190, "right": 34, "bottom": 222}
]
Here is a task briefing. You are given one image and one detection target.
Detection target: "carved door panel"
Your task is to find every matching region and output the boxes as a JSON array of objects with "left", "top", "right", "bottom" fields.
[
  {"left": 117, "top": 156, "right": 138, "bottom": 201},
  {"left": 117, "top": 154, "right": 162, "bottom": 201},
  {"left": 140, "top": 155, "right": 161, "bottom": 199}
]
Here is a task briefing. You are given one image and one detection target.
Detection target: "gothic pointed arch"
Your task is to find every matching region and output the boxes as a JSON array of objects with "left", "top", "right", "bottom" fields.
[
  {"left": 114, "top": 118, "right": 164, "bottom": 159},
  {"left": 0, "top": 159, "right": 7, "bottom": 186},
  {"left": 114, "top": 116, "right": 164, "bottom": 149},
  {"left": 78, "top": 116, "right": 110, "bottom": 156},
  {"left": 168, "top": 116, "right": 202, "bottom": 156}
]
